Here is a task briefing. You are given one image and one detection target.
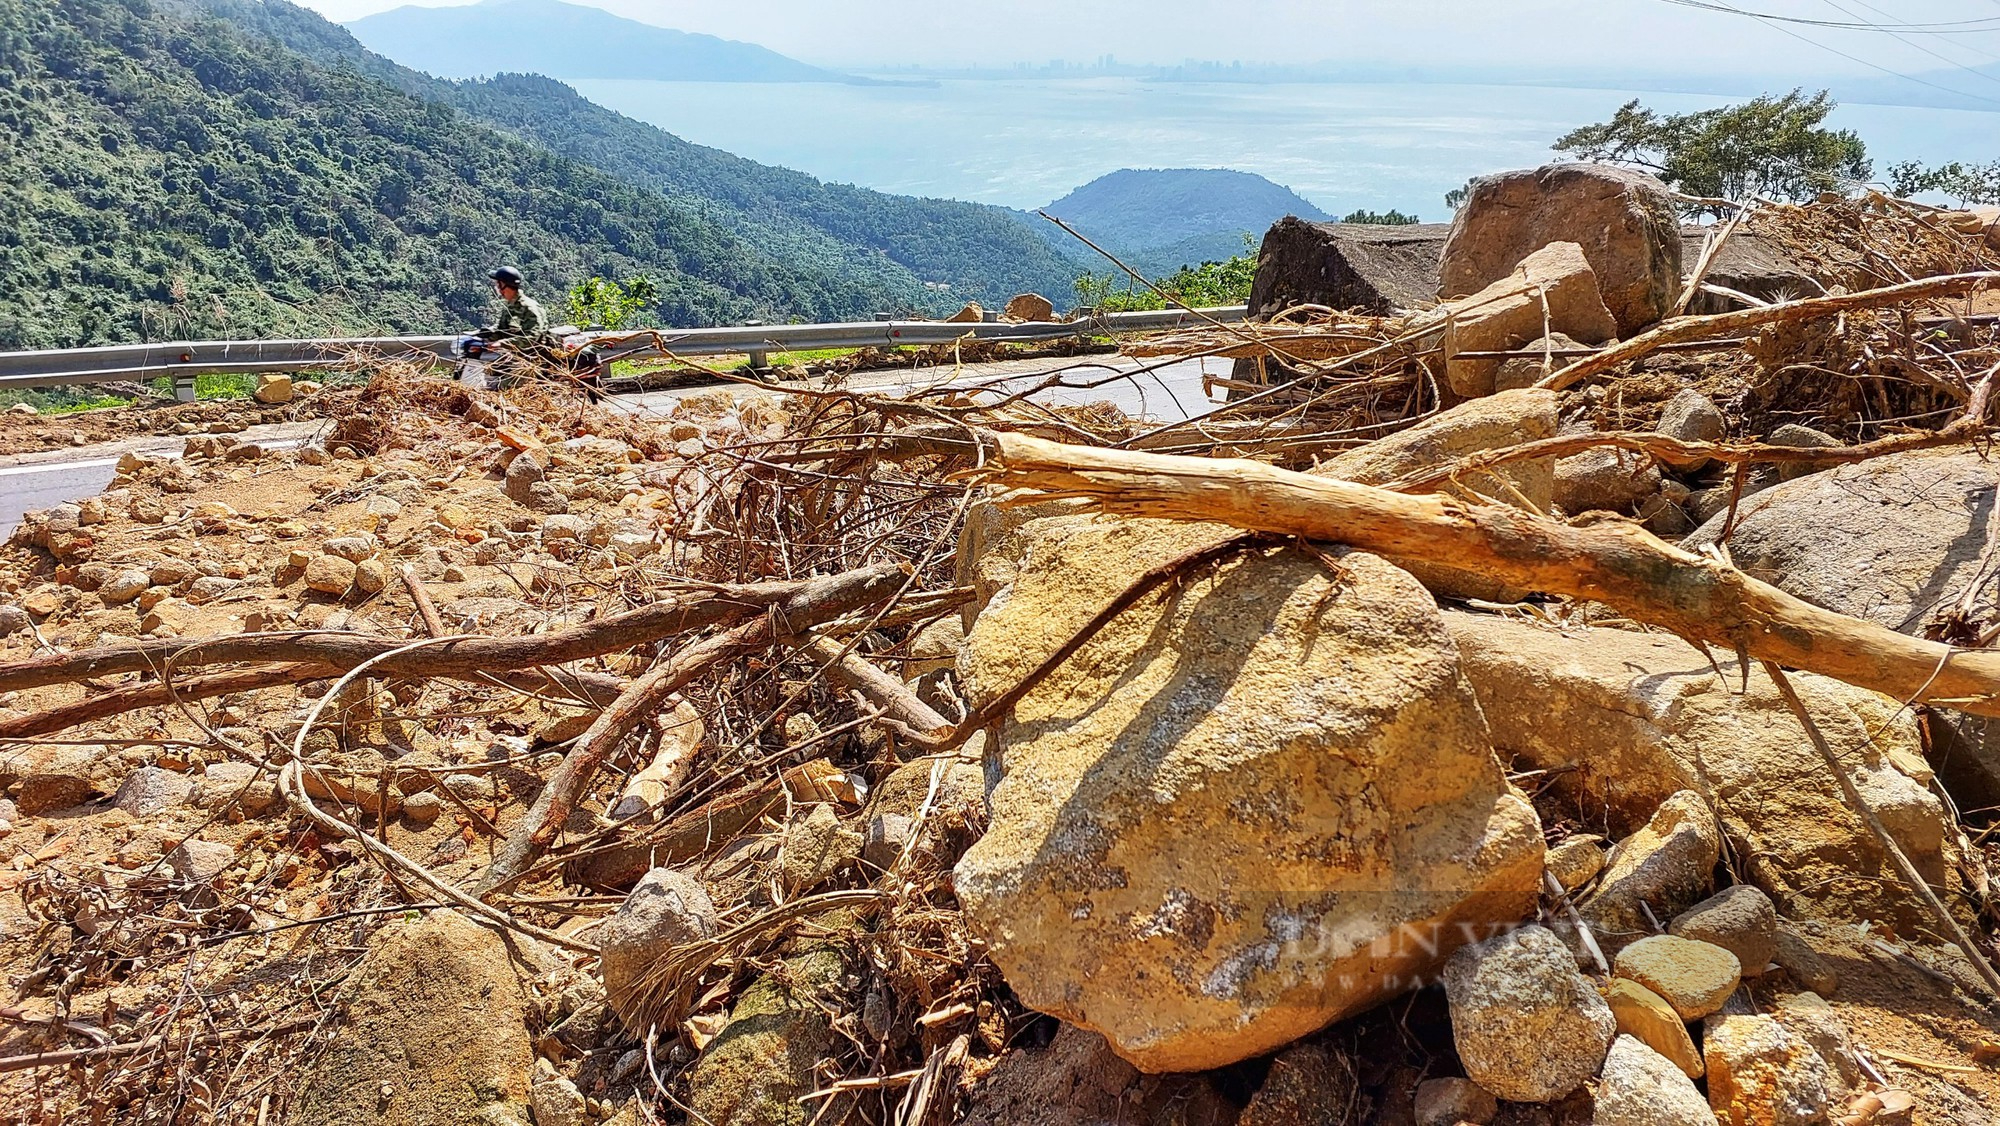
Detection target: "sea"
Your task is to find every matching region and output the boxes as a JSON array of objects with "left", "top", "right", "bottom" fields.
[{"left": 569, "top": 77, "right": 2000, "bottom": 219}]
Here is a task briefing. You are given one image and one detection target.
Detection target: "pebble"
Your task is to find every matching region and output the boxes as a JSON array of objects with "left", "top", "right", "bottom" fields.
[
  {"left": 167, "top": 838, "right": 237, "bottom": 883},
  {"left": 1604, "top": 977, "right": 1702, "bottom": 1078},
  {"left": 597, "top": 869, "right": 720, "bottom": 1014},
  {"left": 322, "top": 534, "right": 380, "bottom": 562},
  {"left": 1615, "top": 935, "right": 1742, "bottom": 1020},
  {"left": 113, "top": 766, "right": 195, "bottom": 817},
  {"left": 304, "top": 555, "right": 357, "bottom": 595},
  {"left": 1440, "top": 924, "right": 1616, "bottom": 1103},
  {"left": 1412, "top": 1076, "right": 1497, "bottom": 1126},
  {"left": 1592, "top": 1034, "right": 1715, "bottom": 1126},
  {"left": 0, "top": 605, "right": 29, "bottom": 636},
  {"left": 1768, "top": 423, "right": 1841, "bottom": 481},
  {"left": 98, "top": 570, "right": 151, "bottom": 605},
  {"left": 1545, "top": 834, "right": 1606, "bottom": 892},
  {"left": 1669, "top": 884, "right": 1777, "bottom": 976},
  {"left": 400, "top": 791, "right": 443, "bottom": 824},
  {"left": 354, "top": 559, "right": 389, "bottom": 595}
]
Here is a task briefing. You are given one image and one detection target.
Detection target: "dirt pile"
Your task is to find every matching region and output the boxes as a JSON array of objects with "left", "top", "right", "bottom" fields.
[{"left": 2, "top": 176, "right": 2000, "bottom": 1125}]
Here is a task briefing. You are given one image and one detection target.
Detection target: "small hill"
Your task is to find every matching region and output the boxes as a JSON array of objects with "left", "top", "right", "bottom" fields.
[
  {"left": 347, "top": 0, "right": 854, "bottom": 83},
  {"left": 1036, "top": 169, "right": 1332, "bottom": 273}
]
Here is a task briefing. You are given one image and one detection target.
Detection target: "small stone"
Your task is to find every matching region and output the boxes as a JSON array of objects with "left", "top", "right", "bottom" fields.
[
  {"left": 542, "top": 514, "right": 591, "bottom": 542},
  {"left": 780, "top": 803, "right": 863, "bottom": 893},
  {"left": 185, "top": 576, "right": 242, "bottom": 605},
  {"left": 441, "top": 774, "right": 492, "bottom": 802},
  {"left": 1704, "top": 1012, "right": 1832, "bottom": 1126},
  {"left": 365, "top": 496, "right": 402, "bottom": 522},
  {"left": 401, "top": 790, "right": 443, "bottom": 824},
  {"left": 1772, "top": 991, "right": 1861, "bottom": 1098},
  {"left": 22, "top": 587, "right": 63, "bottom": 618},
  {"left": 1669, "top": 885, "right": 1777, "bottom": 976},
  {"left": 861, "top": 813, "right": 914, "bottom": 871},
  {"left": 150, "top": 558, "right": 199, "bottom": 587},
  {"left": 1239, "top": 1042, "right": 1358, "bottom": 1126},
  {"left": 168, "top": 838, "right": 236, "bottom": 883},
  {"left": 1593, "top": 1034, "right": 1715, "bottom": 1126},
  {"left": 1546, "top": 834, "right": 1606, "bottom": 892},
  {"left": 1773, "top": 922, "right": 1839, "bottom": 996},
  {"left": 322, "top": 534, "right": 379, "bottom": 562},
  {"left": 0, "top": 605, "right": 29, "bottom": 636},
  {"left": 1413, "top": 1076, "right": 1497, "bottom": 1126},
  {"left": 353, "top": 559, "right": 389, "bottom": 595},
  {"left": 1658, "top": 389, "right": 1727, "bottom": 469},
  {"left": 531, "top": 1072, "right": 589, "bottom": 1126},
  {"left": 98, "top": 570, "right": 151, "bottom": 605},
  {"left": 8, "top": 401, "right": 35, "bottom": 415},
  {"left": 253, "top": 373, "right": 294, "bottom": 404},
  {"left": 76, "top": 497, "right": 107, "bottom": 525},
  {"left": 113, "top": 766, "right": 195, "bottom": 817},
  {"left": 191, "top": 501, "right": 238, "bottom": 519},
  {"left": 598, "top": 869, "right": 720, "bottom": 1019},
  {"left": 1578, "top": 791, "right": 1721, "bottom": 956},
  {"left": 1440, "top": 924, "right": 1616, "bottom": 1103},
  {"left": 1555, "top": 446, "right": 1663, "bottom": 515},
  {"left": 1604, "top": 977, "right": 1703, "bottom": 1078},
  {"left": 1768, "top": 423, "right": 1841, "bottom": 481},
  {"left": 304, "top": 555, "right": 357, "bottom": 596},
  {"left": 1615, "top": 935, "right": 1742, "bottom": 1020},
  {"left": 1493, "top": 332, "right": 1586, "bottom": 393},
  {"left": 294, "top": 380, "right": 323, "bottom": 396}
]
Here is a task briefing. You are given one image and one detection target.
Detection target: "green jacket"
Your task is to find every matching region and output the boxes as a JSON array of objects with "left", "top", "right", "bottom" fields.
[{"left": 492, "top": 293, "right": 551, "bottom": 341}]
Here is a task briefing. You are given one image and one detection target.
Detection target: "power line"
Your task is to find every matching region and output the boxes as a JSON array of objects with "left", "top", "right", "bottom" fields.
[
  {"left": 1833, "top": 0, "right": 2000, "bottom": 67},
  {"left": 1657, "top": 0, "right": 2000, "bottom": 33}
]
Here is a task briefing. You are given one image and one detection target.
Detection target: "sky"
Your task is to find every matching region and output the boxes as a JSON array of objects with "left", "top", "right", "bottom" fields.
[{"left": 292, "top": 0, "right": 2000, "bottom": 81}]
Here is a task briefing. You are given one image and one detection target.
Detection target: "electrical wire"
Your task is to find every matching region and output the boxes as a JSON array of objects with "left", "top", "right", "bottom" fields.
[
  {"left": 1657, "top": 0, "right": 2000, "bottom": 33},
  {"left": 1816, "top": 0, "right": 2000, "bottom": 85}
]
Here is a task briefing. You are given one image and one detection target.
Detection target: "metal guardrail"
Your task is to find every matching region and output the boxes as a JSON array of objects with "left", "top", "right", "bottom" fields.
[{"left": 0, "top": 307, "right": 1247, "bottom": 401}]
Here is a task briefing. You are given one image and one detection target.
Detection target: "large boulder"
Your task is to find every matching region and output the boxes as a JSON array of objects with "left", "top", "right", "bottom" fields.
[
  {"left": 1438, "top": 241, "right": 1619, "bottom": 398},
  {"left": 1244, "top": 217, "right": 1452, "bottom": 318},
  {"left": 1682, "top": 448, "right": 2000, "bottom": 810},
  {"left": 1443, "top": 163, "right": 1681, "bottom": 335},
  {"left": 954, "top": 515, "right": 1544, "bottom": 1073},
  {"left": 292, "top": 911, "right": 535, "bottom": 1125},
  {"left": 1445, "top": 612, "right": 1961, "bottom": 934}
]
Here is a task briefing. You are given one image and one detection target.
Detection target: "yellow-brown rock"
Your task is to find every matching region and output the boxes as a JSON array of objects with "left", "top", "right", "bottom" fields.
[{"left": 1604, "top": 977, "right": 1703, "bottom": 1078}]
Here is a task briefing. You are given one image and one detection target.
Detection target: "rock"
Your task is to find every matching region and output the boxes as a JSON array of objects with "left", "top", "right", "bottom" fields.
[
  {"left": 952, "top": 496, "right": 1093, "bottom": 628},
  {"left": 687, "top": 942, "right": 848, "bottom": 1126},
  {"left": 861, "top": 813, "right": 914, "bottom": 871},
  {"left": 7, "top": 401, "right": 35, "bottom": 415},
  {"left": 193, "top": 761, "right": 280, "bottom": 815},
  {"left": 304, "top": 555, "right": 357, "bottom": 595},
  {"left": 185, "top": 576, "right": 241, "bottom": 605},
  {"left": 1592, "top": 1035, "right": 1716, "bottom": 1126},
  {"left": 22, "top": 586, "right": 64, "bottom": 618},
  {"left": 1440, "top": 924, "right": 1616, "bottom": 1103},
  {"left": 1772, "top": 991, "right": 1861, "bottom": 1098},
  {"left": 960, "top": 1023, "right": 1237, "bottom": 1126},
  {"left": 1657, "top": 388, "right": 1727, "bottom": 470},
  {"left": 295, "top": 379, "right": 323, "bottom": 396},
  {"left": 905, "top": 614, "right": 966, "bottom": 676},
  {"left": 253, "top": 373, "right": 294, "bottom": 404},
  {"left": 1773, "top": 923, "right": 1839, "bottom": 996},
  {"left": 354, "top": 559, "right": 389, "bottom": 596},
  {"left": 98, "top": 570, "right": 151, "bottom": 605},
  {"left": 150, "top": 558, "right": 199, "bottom": 587},
  {"left": 1767, "top": 423, "right": 1841, "bottom": 481},
  {"left": 1703, "top": 1012, "right": 1833, "bottom": 1126},
  {"left": 1244, "top": 217, "right": 1450, "bottom": 318},
  {"left": 599, "top": 868, "right": 720, "bottom": 1020},
  {"left": 1605, "top": 978, "right": 1703, "bottom": 1079},
  {"left": 780, "top": 803, "right": 862, "bottom": 893},
  {"left": 1636, "top": 492, "right": 1694, "bottom": 537},
  {"left": 322, "top": 534, "right": 380, "bottom": 562},
  {"left": 167, "top": 838, "right": 236, "bottom": 883},
  {"left": 1614, "top": 935, "right": 1741, "bottom": 1020},
  {"left": 1492, "top": 331, "right": 1586, "bottom": 392},
  {"left": 542, "top": 514, "right": 591, "bottom": 542},
  {"left": 1004, "top": 293, "right": 1056, "bottom": 322},
  {"left": 1445, "top": 613, "right": 1958, "bottom": 934},
  {"left": 1412, "top": 1076, "right": 1497, "bottom": 1126},
  {"left": 292, "top": 910, "right": 535, "bottom": 1125},
  {"left": 530, "top": 1067, "right": 589, "bottom": 1126},
  {"left": 504, "top": 449, "right": 547, "bottom": 501},
  {"left": 945, "top": 301, "right": 985, "bottom": 323},
  {"left": 0, "top": 604, "right": 29, "bottom": 636},
  {"left": 954, "top": 516, "right": 1543, "bottom": 1073},
  {"left": 1441, "top": 163, "right": 1683, "bottom": 335},
  {"left": 1553, "top": 447, "right": 1662, "bottom": 514},
  {"left": 1546, "top": 835, "right": 1606, "bottom": 892},
  {"left": 1439, "top": 241, "right": 1620, "bottom": 398},
  {"left": 1669, "top": 885, "right": 1777, "bottom": 976},
  {"left": 1582, "top": 793, "right": 1723, "bottom": 957},
  {"left": 1238, "top": 1042, "right": 1359, "bottom": 1126},
  {"left": 7, "top": 744, "right": 100, "bottom": 814},
  {"left": 400, "top": 790, "right": 442, "bottom": 824},
  {"left": 114, "top": 766, "right": 194, "bottom": 817},
  {"left": 1313, "top": 388, "right": 1557, "bottom": 601}
]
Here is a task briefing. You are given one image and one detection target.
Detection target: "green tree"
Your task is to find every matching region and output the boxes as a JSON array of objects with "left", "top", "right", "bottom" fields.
[
  {"left": 1889, "top": 160, "right": 2000, "bottom": 206},
  {"left": 1340, "top": 208, "right": 1420, "bottom": 226},
  {"left": 1073, "top": 240, "right": 1258, "bottom": 313},
  {"left": 1553, "top": 90, "right": 1871, "bottom": 207},
  {"left": 564, "top": 274, "right": 659, "bottom": 330}
]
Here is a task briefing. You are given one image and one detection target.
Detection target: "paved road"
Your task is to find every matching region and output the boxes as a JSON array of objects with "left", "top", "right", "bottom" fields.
[{"left": 0, "top": 354, "right": 1228, "bottom": 540}]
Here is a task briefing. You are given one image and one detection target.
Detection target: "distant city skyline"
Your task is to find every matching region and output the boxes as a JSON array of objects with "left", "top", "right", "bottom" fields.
[{"left": 294, "top": 0, "right": 2000, "bottom": 90}]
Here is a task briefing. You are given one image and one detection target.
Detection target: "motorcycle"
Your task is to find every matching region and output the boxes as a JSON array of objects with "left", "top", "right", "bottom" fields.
[{"left": 453, "top": 327, "right": 607, "bottom": 400}]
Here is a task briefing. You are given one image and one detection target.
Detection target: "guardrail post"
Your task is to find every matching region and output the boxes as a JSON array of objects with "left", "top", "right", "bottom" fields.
[
  {"left": 746, "top": 348, "right": 770, "bottom": 372},
  {"left": 173, "top": 374, "right": 197, "bottom": 403}
]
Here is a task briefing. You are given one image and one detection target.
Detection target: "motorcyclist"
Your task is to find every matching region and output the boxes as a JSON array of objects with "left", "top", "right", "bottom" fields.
[{"left": 465, "top": 267, "right": 603, "bottom": 396}]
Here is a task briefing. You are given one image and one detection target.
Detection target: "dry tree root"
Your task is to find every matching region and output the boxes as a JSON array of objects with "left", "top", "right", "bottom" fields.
[{"left": 965, "top": 429, "right": 2000, "bottom": 718}]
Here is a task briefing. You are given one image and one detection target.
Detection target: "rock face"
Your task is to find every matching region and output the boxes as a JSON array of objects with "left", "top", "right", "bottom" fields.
[
  {"left": 598, "top": 868, "right": 720, "bottom": 1021},
  {"left": 1439, "top": 241, "right": 1619, "bottom": 398},
  {"left": 1593, "top": 1035, "right": 1716, "bottom": 1126},
  {"left": 293, "top": 911, "right": 534, "bottom": 1125},
  {"left": 1445, "top": 613, "right": 1960, "bottom": 933},
  {"left": 1439, "top": 925, "right": 1616, "bottom": 1103},
  {"left": 953, "top": 515, "right": 1544, "bottom": 1073},
  {"left": 1703, "top": 1012, "right": 1833, "bottom": 1126},
  {"left": 1441, "top": 163, "right": 1683, "bottom": 335}
]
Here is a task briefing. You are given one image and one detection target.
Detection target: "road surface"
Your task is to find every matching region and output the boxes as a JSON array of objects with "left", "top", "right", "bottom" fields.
[{"left": 0, "top": 354, "right": 1227, "bottom": 540}]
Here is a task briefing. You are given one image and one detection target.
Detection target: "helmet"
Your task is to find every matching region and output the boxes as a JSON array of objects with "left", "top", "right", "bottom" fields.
[{"left": 488, "top": 266, "right": 524, "bottom": 287}]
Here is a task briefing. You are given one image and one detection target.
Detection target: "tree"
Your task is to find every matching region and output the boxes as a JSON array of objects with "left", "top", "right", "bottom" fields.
[
  {"left": 1553, "top": 90, "right": 1871, "bottom": 207},
  {"left": 1889, "top": 160, "right": 2000, "bottom": 206},
  {"left": 1444, "top": 180, "right": 1474, "bottom": 212},
  {"left": 564, "top": 274, "right": 659, "bottom": 330},
  {"left": 1340, "top": 208, "right": 1420, "bottom": 226}
]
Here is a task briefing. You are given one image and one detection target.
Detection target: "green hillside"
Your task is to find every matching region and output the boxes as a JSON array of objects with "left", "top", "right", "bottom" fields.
[
  {"left": 0, "top": 0, "right": 1079, "bottom": 351},
  {"left": 1030, "top": 168, "right": 1333, "bottom": 276}
]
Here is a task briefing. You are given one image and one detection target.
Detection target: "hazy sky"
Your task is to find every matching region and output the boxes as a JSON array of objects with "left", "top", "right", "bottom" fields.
[{"left": 292, "top": 0, "right": 2000, "bottom": 80}]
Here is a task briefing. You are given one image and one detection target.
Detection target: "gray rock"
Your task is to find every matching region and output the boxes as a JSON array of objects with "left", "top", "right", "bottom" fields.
[
  {"left": 0, "top": 605, "right": 29, "bottom": 636},
  {"left": 1578, "top": 792, "right": 1722, "bottom": 956},
  {"left": 1593, "top": 1035, "right": 1715, "bottom": 1126},
  {"left": 1772, "top": 991, "right": 1861, "bottom": 1098},
  {"left": 1440, "top": 924, "right": 1616, "bottom": 1103},
  {"left": 193, "top": 761, "right": 281, "bottom": 816},
  {"left": 1493, "top": 332, "right": 1586, "bottom": 392},
  {"left": 1658, "top": 388, "right": 1726, "bottom": 450},
  {"left": 598, "top": 869, "right": 720, "bottom": 1021},
  {"left": 321, "top": 534, "right": 381, "bottom": 562},
  {"left": 98, "top": 570, "right": 151, "bottom": 606},
  {"left": 441, "top": 773, "right": 494, "bottom": 802},
  {"left": 401, "top": 790, "right": 443, "bottom": 824},
  {"left": 781, "top": 802, "right": 862, "bottom": 892},
  {"left": 1413, "top": 1076, "right": 1497, "bottom": 1126},
  {"left": 168, "top": 838, "right": 236, "bottom": 883},
  {"left": 113, "top": 766, "right": 194, "bottom": 817},
  {"left": 861, "top": 813, "right": 914, "bottom": 871},
  {"left": 1773, "top": 923, "right": 1839, "bottom": 996},
  {"left": 1767, "top": 423, "right": 1841, "bottom": 481},
  {"left": 185, "top": 576, "right": 242, "bottom": 605},
  {"left": 1554, "top": 446, "right": 1663, "bottom": 515},
  {"left": 1670, "top": 885, "right": 1778, "bottom": 976}
]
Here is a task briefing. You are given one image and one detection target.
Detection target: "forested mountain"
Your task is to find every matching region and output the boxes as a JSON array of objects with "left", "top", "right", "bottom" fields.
[
  {"left": 348, "top": 0, "right": 853, "bottom": 84},
  {"left": 1031, "top": 168, "right": 1332, "bottom": 275},
  {"left": 0, "top": 0, "right": 1079, "bottom": 350}
]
